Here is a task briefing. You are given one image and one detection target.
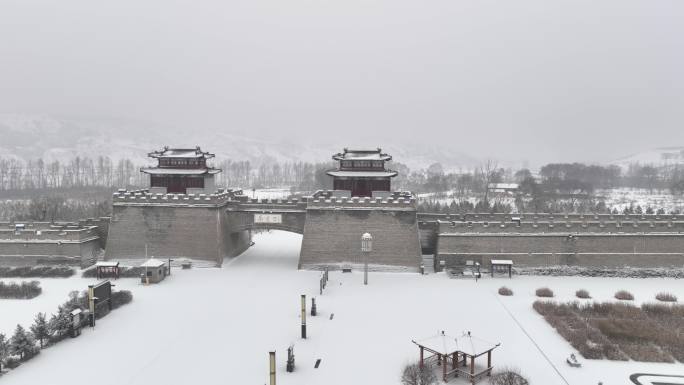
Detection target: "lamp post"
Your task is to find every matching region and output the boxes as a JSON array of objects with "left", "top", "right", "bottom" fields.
[{"left": 361, "top": 233, "right": 372, "bottom": 285}]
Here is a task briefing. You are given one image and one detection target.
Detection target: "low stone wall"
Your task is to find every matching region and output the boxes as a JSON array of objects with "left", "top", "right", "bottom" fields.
[{"left": 436, "top": 233, "right": 684, "bottom": 270}]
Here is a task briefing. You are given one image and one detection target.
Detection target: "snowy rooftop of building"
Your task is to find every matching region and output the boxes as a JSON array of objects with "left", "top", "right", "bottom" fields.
[
  {"left": 413, "top": 332, "right": 500, "bottom": 356},
  {"left": 141, "top": 258, "right": 166, "bottom": 268},
  {"left": 148, "top": 146, "right": 215, "bottom": 159},
  {"left": 140, "top": 167, "right": 221, "bottom": 175},
  {"left": 491, "top": 260, "right": 513, "bottom": 265},
  {"left": 487, "top": 183, "right": 519, "bottom": 190},
  {"left": 332, "top": 148, "right": 392, "bottom": 161},
  {"left": 95, "top": 261, "right": 120, "bottom": 267},
  {"left": 326, "top": 170, "right": 398, "bottom": 178}
]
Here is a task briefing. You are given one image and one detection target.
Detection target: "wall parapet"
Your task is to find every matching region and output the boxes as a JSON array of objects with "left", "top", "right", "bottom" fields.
[
  {"left": 112, "top": 188, "right": 245, "bottom": 206},
  {"left": 437, "top": 220, "right": 684, "bottom": 234}
]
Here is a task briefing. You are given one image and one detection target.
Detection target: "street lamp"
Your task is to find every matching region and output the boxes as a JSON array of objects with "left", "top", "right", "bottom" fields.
[{"left": 361, "top": 233, "right": 372, "bottom": 285}]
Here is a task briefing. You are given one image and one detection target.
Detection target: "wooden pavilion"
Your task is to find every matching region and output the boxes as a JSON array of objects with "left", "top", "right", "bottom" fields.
[
  {"left": 94, "top": 261, "right": 120, "bottom": 279},
  {"left": 412, "top": 331, "right": 500, "bottom": 383}
]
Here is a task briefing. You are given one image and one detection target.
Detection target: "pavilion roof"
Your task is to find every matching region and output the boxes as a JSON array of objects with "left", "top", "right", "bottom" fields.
[
  {"left": 148, "top": 146, "right": 215, "bottom": 159},
  {"left": 140, "top": 167, "right": 221, "bottom": 175},
  {"left": 332, "top": 148, "right": 392, "bottom": 161},
  {"left": 95, "top": 261, "right": 120, "bottom": 267},
  {"left": 326, "top": 170, "right": 398, "bottom": 178},
  {"left": 413, "top": 332, "right": 500, "bottom": 357}
]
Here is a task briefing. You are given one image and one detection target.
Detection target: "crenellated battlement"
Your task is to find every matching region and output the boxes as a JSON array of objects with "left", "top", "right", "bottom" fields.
[
  {"left": 308, "top": 190, "right": 416, "bottom": 210},
  {"left": 438, "top": 219, "right": 684, "bottom": 234},
  {"left": 0, "top": 221, "right": 100, "bottom": 242},
  {"left": 419, "top": 212, "right": 684, "bottom": 223},
  {"left": 112, "top": 188, "right": 244, "bottom": 206}
]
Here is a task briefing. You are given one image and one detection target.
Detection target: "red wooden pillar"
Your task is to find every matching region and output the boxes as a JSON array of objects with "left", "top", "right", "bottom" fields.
[
  {"left": 419, "top": 346, "right": 424, "bottom": 369},
  {"left": 442, "top": 355, "right": 447, "bottom": 382},
  {"left": 463, "top": 353, "right": 467, "bottom": 367},
  {"left": 470, "top": 355, "right": 475, "bottom": 375},
  {"left": 452, "top": 353, "right": 457, "bottom": 369}
]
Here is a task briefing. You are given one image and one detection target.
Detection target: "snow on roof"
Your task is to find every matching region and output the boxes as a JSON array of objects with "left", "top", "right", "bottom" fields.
[
  {"left": 140, "top": 167, "right": 220, "bottom": 175},
  {"left": 332, "top": 148, "right": 392, "bottom": 161},
  {"left": 488, "top": 183, "right": 519, "bottom": 189},
  {"left": 70, "top": 308, "right": 82, "bottom": 315},
  {"left": 148, "top": 146, "right": 215, "bottom": 159},
  {"left": 326, "top": 170, "right": 398, "bottom": 178},
  {"left": 141, "top": 258, "right": 166, "bottom": 268},
  {"left": 95, "top": 261, "right": 120, "bottom": 267},
  {"left": 413, "top": 332, "right": 500, "bottom": 356},
  {"left": 491, "top": 259, "right": 513, "bottom": 265}
]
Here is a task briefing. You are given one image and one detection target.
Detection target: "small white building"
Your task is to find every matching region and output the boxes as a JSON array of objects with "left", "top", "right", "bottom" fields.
[
  {"left": 141, "top": 258, "right": 167, "bottom": 284},
  {"left": 487, "top": 183, "right": 519, "bottom": 194}
]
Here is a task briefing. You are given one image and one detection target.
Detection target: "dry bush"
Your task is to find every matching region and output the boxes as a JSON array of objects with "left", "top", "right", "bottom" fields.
[
  {"left": 655, "top": 292, "right": 678, "bottom": 302},
  {"left": 575, "top": 289, "right": 591, "bottom": 299},
  {"left": 498, "top": 286, "right": 513, "bottom": 296},
  {"left": 596, "top": 318, "right": 662, "bottom": 342},
  {"left": 535, "top": 287, "right": 554, "bottom": 298},
  {"left": 489, "top": 367, "right": 529, "bottom": 385},
  {"left": 619, "top": 343, "right": 674, "bottom": 363},
  {"left": 614, "top": 290, "right": 634, "bottom": 301},
  {"left": 401, "top": 362, "right": 437, "bottom": 385}
]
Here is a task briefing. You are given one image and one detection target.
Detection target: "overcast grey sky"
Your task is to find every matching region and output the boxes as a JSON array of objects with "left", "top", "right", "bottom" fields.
[{"left": 1, "top": 0, "right": 682, "bottom": 164}]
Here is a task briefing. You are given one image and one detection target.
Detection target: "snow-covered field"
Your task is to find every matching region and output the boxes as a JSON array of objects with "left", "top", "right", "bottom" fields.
[
  {"left": 2, "top": 231, "right": 684, "bottom": 385},
  {"left": 598, "top": 188, "right": 684, "bottom": 213}
]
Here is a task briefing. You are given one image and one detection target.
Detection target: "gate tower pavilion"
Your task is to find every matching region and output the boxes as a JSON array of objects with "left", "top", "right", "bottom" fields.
[
  {"left": 141, "top": 146, "right": 221, "bottom": 194},
  {"left": 326, "top": 148, "right": 398, "bottom": 197}
]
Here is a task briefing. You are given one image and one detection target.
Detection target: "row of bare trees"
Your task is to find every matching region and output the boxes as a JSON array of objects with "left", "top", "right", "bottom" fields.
[{"left": 0, "top": 157, "right": 141, "bottom": 191}]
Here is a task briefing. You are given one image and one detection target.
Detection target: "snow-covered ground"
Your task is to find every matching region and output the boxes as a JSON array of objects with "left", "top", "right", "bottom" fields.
[
  {"left": 1, "top": 231, "right": 683, "bottom": 385},
  {"left": 598, "top": 188, "right": 684, "bottom": 213}
]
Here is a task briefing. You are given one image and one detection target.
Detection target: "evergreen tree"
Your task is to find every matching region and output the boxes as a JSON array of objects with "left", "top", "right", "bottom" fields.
[
  {"left": 30, "top": 312, "right": 49, "bottom": 348},
  {"left": 48, "top": 307, "right": 72, "bottom": 340},
  {"left": 9, "top": 325, "right": 37, "bottom": 360},
  {"left": 0, "top": 332, "right": 8, "bottom": 372}
]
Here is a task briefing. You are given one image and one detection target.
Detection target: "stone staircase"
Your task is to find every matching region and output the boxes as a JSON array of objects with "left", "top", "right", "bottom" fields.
[{"left": 421, "top": 254, "right": 435, "bottom": 274}]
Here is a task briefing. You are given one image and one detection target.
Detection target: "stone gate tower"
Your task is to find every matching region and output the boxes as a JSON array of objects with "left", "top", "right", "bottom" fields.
[{"left": 299, "top": 148, "right": 422, "bottom": 270}]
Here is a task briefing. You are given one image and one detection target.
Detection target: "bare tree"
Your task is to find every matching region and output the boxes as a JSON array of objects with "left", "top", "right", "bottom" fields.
[
  {"left": 401, "top": 362, "right": 437, "bottom": 385},
  {"left": 479, "top": 159, "right": 499, "bottom": 205}
]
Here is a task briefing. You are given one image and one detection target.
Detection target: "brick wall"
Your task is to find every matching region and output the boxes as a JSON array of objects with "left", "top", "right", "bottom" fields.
[
  {"left": 436, "top": 233, "right": 684, "bottom": 270},
  {"left": 299, "top": 208, "right": 422, "bottom": 270},
  {"left": 105, "top": 204, "right": 250, "bottom": 266}
]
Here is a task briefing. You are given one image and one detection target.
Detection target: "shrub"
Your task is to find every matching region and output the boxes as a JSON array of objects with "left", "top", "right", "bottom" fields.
[
  {"left": 4, "top": 356, "right": 21, "bottom": 369},
  {"left": 489, "top": 367, "right": 529, "bottom": 385},
  {"left": 401, "top": 362, "right": 437, "bottom": 385},
  {"left": 0, "top": 281, "right": 42, "bottom": 299},
  {"left": 615, "top": 290, "right": 634, "bottom": 301},
  {"left": 0, "top": 266, "right": 74, "bottom": 278},
  {"left": 111, "top": 290, "right": 133, "bottom": 309},
  {"left": 498, "top": 286, "right": 513, "bottom": 296},
  {"left": 575, "top": 289, "right": 591, "bottom": 299},
  {"left": 81, "top": 266, "right": 145, "bottom": 278},
  {"left": 535, "top": 287, "right": 554, "bottom": 298},
  {"left": 655, "top": 292, "right": 677, "bottom": 302}
]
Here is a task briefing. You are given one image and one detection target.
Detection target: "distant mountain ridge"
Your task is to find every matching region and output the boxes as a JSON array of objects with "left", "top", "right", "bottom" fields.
[{"left": 0, "top": 114, "right": 480, "bottom": 171}]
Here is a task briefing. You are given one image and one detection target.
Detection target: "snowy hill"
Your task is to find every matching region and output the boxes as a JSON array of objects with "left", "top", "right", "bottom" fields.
[
  {"left": 0, "top": 114, "right": 480, "bottom": 170},
  {"left": 611, "top": 147, "right": 684, "bottom": 168}
]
